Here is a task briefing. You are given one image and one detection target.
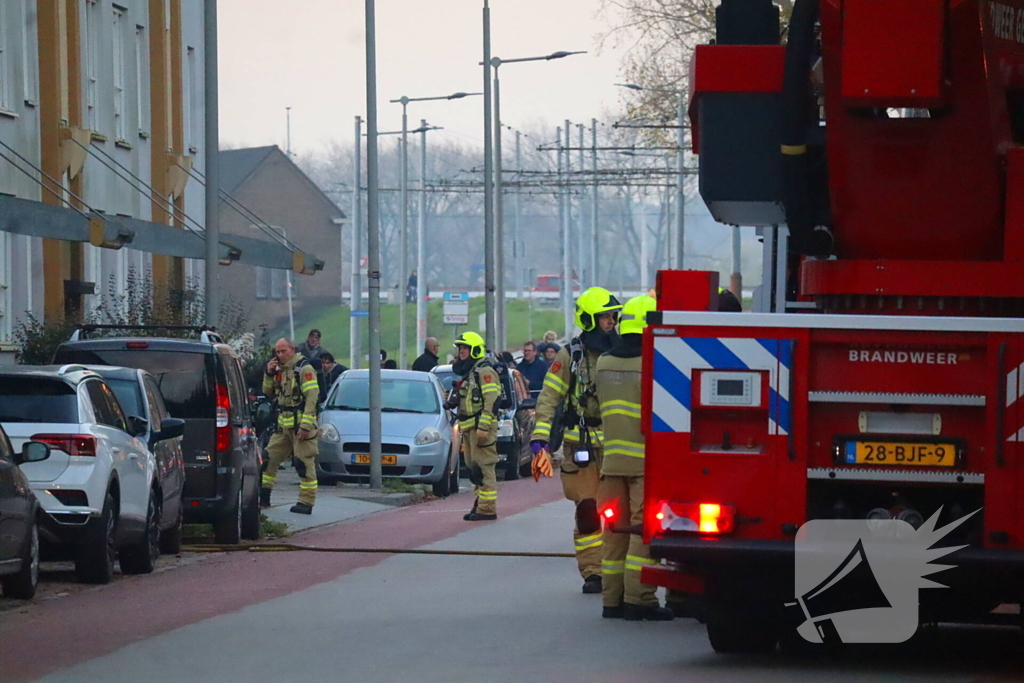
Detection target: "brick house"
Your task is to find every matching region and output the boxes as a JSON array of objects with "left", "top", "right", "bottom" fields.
[{"left": 218, "top": 146, "right": 344, "bottom": 334}]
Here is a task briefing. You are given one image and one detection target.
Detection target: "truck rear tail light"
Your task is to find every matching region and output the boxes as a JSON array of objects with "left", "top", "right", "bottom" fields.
[
  {"left": 125, "top": 341, "right": 150, "bottom": 349},
  {"left": 215, "top": 383, "right": 231, "bottom": 453},
  {"left": 656, "top": 501, "right": 735, "bottom": 534},
  {"left": 32, "top": 434, "right": 97, "bottom": 457}
]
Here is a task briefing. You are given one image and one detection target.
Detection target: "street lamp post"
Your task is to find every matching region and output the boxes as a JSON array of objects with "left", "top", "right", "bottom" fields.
[
  {"left": 488, "top": 50, "right": 585, "bottom": 351},
  {"left": 390, "top": 92, "right": 481, "bottom": 367},
  {"left": 365, "top": 0, "right": 383, "bottom": 489},
  {"left": 617, "top": 83, "right": 687, "bottom": 269},
  {"left": 351, "top": 116, "right": 363, "bottom": 369}
]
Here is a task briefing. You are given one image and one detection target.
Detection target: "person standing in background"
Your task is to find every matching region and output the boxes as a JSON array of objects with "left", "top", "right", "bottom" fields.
[
  {"left": 318, "top": 352, "right": 346, "bottom": 403},
  {"left": 412, "top": 338, "right": 441, "bottom": 372},
  {"left": 517, "top": 342, "right": 548, "bottom": 394},
  {"left": 296, "top": 329, "right": 329, "bottom": 365}
]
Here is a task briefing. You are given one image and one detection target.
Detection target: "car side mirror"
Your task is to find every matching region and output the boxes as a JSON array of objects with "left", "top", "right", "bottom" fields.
[
  {"left": 154, "top": 418, "right": 186, "bottom": 443},
  {"left": 518, "top": 397, "right": 536, "bottom": 410},
  {"left": 254, "top": 401, "right": 275, "bottom": 433},
  {"left": 128, "top": 415, "right": 150, "bottom": 438},
  {"left": 15, "top": 441, "right": 51, "bottom": 465}
]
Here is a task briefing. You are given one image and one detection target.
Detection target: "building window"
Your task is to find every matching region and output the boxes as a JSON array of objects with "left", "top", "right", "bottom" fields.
[
  {"left": 0, "top": 1, "right": 11, "bottom": 112},
  {"left": 271, "top": 269, "right": 285, "bottom": 300},
  {"left": 20, "top": 0, "right": 37, "bottom": 105},
  {"left": 135, "top": 24, "right": 148, "bottom": 136},
  {"left": 186, "top": 46, "right": 198, "bottom": 151},
  {"left": 112, "top": 6, "right": 127, "bottom": 141},
  {"left": 256, "top": 267, "right": 270, "bottom": 300},
  {"left": 84, "top": 0, "right": 99, "bottom": 131}
]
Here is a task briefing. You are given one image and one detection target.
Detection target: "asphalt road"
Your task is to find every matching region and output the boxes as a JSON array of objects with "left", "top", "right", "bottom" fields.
[{"left": 1, "top": 478, "right": 1021, "bottom": 683}]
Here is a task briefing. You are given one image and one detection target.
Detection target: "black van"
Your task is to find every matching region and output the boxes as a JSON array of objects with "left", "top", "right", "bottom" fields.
[{"left": 53, "top": 326, "right": 260, "bottom": 544}]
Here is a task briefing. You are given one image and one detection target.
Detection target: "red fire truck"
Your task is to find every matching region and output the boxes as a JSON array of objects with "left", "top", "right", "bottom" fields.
[{"left": 640, "top": 0, "right": 1024, "bottom": 652}]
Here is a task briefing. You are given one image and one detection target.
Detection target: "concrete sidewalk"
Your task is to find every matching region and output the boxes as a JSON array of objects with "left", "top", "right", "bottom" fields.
[{"left": 263, "top": 466, "right": 471, "bottom": 533}]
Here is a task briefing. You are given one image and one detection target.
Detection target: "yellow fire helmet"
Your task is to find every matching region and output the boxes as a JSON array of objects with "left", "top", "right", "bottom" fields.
[
  {"left": 453, "top": 331, "right": 486, "bottom": 359},
  {"left": 574, "top": 287, "right": 623, "bottom": 332},
  {"left": 619, "top": 294, "right": 657, "bottom": 336}
]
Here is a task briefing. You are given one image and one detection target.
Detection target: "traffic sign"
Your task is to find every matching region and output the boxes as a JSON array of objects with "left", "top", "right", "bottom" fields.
[
  {"left": 358, "top": 256, "right": 368, "bottom": 275},
  {"left": 443, "top": 292, "right": 469, "bottom": 325},
  {"left": 350, "top": 310, "right": 369, "bottom": 317}
]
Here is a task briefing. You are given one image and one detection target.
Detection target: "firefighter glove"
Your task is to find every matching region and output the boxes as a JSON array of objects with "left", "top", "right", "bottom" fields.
[
  {"left": 476, "top": 430, "right": 494, "bottom": 447},
  {"left": 531, "top": 447, "right": 554, "bottom": 482}
]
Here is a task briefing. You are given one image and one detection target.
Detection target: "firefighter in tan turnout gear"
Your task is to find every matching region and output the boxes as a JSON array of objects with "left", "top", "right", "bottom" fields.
[
  {"left": 595, "top": 295, "right": 673, "bottom": 620},
  {"left": 260, "top": 338, "right": 320, "bottom": 515},
  {"left": 449, "top": 332, "right": 502, "bottom": 521},
  {"left": 530, "top": 287, "right": 623, "bottom": 594}
]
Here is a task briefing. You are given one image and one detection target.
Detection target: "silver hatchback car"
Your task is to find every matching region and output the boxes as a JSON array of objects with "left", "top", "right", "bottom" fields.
[{"left": 316, "top": 369, "right": 461, "bottom": 497}]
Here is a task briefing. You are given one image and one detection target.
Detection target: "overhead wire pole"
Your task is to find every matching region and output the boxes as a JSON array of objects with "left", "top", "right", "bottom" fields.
[
  {"left": 493, "top": 63, "right": 505, "bottom": 351},
  {"left": 558, "top": 125, "right": 572, "bottom": 337},
  {"left": 514, "top": 130, "right": 523, "bottom": 299},
  {"left": 482, "top": 0, "right": 496, "bottom": 351},
  {"left": 351, "top": 116, "right": 363, "bottom": 369},
  {"left": 677, "top": 94, "right": 687, "bottom": 269},
  {"left": 417, "top": 119, "right": 428, "bottom": 354},
  {"left": 399, "top": 100, "right": 409, "bottom": 368},
  {"left": 591, "top": 119, "right": 599, "bottom": 286},
  {"left": 577, "top": 124, "right": 586, "bottom": 289},
  {"left": 203, "top": 0, "right": 219, "bottom": 328},
  {"left": 365, "top": 0, "right": 383, "bottom": 490}
]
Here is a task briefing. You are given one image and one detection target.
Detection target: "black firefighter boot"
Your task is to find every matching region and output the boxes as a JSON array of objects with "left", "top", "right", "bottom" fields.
[
  {"left": 290, "top": 502, "right": 313, "bottom": 515},
  {"left": 463, "top": 497, "right": 496, "bottom": 521},
  {"left": 582, "top": 574, "right": 603, "bottom": 594},
  {"left": 259, "top": 487, "right": 272, "bottom": 509}
]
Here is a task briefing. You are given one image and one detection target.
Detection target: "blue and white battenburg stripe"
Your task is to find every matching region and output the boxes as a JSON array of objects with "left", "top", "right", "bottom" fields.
[{"left": 652, "top": 337, "right": 793, "bottom": 436}]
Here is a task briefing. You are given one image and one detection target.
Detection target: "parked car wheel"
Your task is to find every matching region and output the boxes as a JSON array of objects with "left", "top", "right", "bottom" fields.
[
  {"left": 504, "top": 446, "right": 521, "bottom": 481},
  {"left": 449, "top": 466, "right": 460, "bottom": 495},
  {"left": 432, "top": 456, "right": 453, "bottom": 497},
  {"left": 159, "top": 500, "right": 183, "bottom": 555},
  {"left": 75, "top": 488, "right": 118, "bottom": 585},
  {"left": 214, "top": 485, "right": 243, "bottom": 545},
  {"left": 241, "top": 479, "right": 261, "bottom": 541},
  {"left": 120, "top": 488, "right": 161, "bottom": 575},
  {"left": 2, "top": 520, "right": 39, "bottom": 599}
]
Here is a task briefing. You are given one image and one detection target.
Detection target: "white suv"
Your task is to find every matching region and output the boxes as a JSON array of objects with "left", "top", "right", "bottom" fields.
[{"left": 0, "top": 365, "right": 183, "bottom": 584}]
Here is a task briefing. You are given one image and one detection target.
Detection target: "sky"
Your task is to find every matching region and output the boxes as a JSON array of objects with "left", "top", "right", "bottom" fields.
[{"left": 218, "top": 0, "right": 631, "bottom": 154}]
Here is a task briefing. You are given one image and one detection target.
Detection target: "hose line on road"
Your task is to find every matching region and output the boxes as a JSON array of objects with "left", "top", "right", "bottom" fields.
[{"left": 181, "top": 543, "right": 575, "bottom": 558}]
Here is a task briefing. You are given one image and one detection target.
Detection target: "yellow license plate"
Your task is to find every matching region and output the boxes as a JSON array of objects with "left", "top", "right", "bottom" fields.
[
  {"left": 844, "top": 442, "right": 956, "bottom": 467},
  {"left": 352, "top": 454, "right": 398, "bottom": 465}
]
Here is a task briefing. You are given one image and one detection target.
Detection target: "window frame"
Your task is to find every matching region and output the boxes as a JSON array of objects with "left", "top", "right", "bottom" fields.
[
  {"left": 134, "top": 23, "right": 148, "bottom": 137},
  {"left": 0, "top": 1, "right": 12, "bottom": 112},
  {"left": 112, "top": 5, "right": 128, "bottom": 141},
  {"left": 84, "top": 0, "right": 100, "bottom": 132}
]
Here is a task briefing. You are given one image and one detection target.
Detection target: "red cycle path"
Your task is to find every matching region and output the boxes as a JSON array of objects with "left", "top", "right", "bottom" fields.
[{"left": 0, "top": 479, "right": 564, "bottom": 683}]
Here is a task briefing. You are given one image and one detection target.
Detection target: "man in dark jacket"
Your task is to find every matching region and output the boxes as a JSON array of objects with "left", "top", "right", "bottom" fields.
[
  {"left": 412, "top": 337, "right": 441, "bottom": 372},
  {"left": 318, "top": 352, "right": 347, "bottom": 402},
  {"left": 517, "top": 341, "right": 548, "bottom": 393}
]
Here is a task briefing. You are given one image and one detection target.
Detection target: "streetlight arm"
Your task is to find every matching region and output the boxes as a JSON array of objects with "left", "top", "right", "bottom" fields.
[
  {"left": 482, "top": 50, "right": 586, "bottom": 67},
  {"left": 389, "top": 92, "right": 482, "bottom": 104}
]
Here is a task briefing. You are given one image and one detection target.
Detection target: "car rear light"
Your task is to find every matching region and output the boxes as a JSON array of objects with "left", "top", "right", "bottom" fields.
[
  {"left": 215, "top": 383, "right": 231, "bottom": 453},
  {"left": 32, "top": 434, "right": 98, "bottom": 457},
  {"left": 655, "top": 501, "right": 735, "bottom": 534},
  {"left": 125, "top": 341, "right": 150, "bottom": 349}
]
